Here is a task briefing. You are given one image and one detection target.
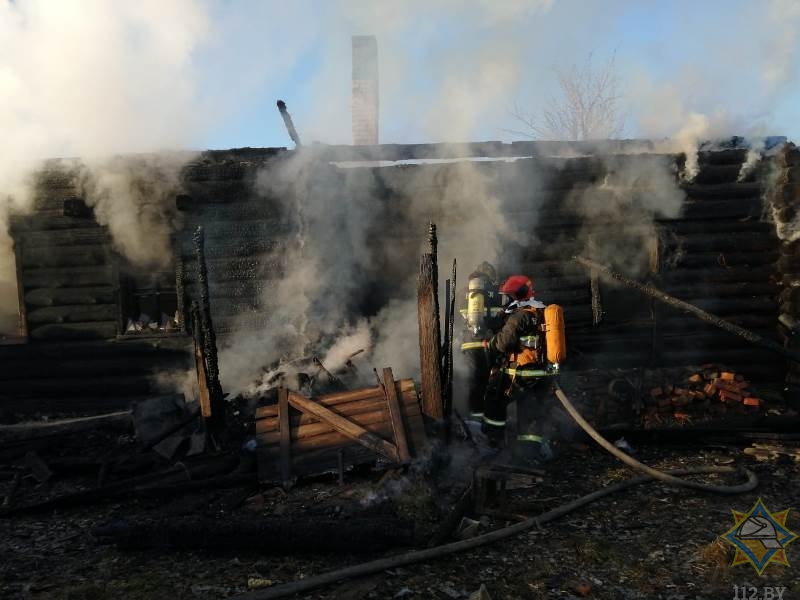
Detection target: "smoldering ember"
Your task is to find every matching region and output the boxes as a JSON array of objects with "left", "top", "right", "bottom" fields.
[{"left": 2, "top": 7, "right": 800, "bottom": 600}]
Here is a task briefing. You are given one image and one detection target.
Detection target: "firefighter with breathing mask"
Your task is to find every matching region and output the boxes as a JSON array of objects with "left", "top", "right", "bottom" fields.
[
  {"left": 459, "top": 262, "right": 505, "bottom": 424},
  {"left": 480, "top": 275, "right": 567, "bottom": 462}
]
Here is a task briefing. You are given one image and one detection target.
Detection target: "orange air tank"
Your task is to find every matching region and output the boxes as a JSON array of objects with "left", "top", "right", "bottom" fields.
[{"left": 544, "top": 304, "right": 566, "bottom": 363}]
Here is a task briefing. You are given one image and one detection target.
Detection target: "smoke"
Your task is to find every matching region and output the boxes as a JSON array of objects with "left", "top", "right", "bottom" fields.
[
  {"left": 3, "top": 0, "right": 799, "bottom": 400},
  {"left": 77, "top": 154, "right": 190, "bottom": 269},
  {"left": 738, "top": 136, "right": 767, "bottom": 183},
  {"left": 216, "top": 149, "right": 541, "bottom": 397},
  {"left": 0, "top": 0, "right": 211, "bottom": 332},
  {"left": 567, "top": 154, "right": 685, "bottom": 277}
]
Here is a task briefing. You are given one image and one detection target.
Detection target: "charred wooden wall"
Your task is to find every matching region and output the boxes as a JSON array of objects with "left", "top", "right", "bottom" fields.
[
  {"left": 1, "top": 166, "right": 192, "bottom": 418},
  {"left": 329, "top": 147, "right": 783, "bottom": 383},
  {"left": 766, "top": 144, "right": 800, "bottom": 402},
  {"left": 177, "top": 148, "right": 291, "bottom": 336},
  {"left": 1, "top": 142, "right": 792, "bottom": 417}
]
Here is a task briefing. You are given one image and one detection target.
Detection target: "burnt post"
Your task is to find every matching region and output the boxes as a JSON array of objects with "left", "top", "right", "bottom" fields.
[
  {"left": 586, "top": 235, "right": 603, "bottom": 326},
  {"left": 442, "top": 259, "right": 457, "bottom": 418},
  {"left": 418, "top": 223, "right": 444, "bottom": 421},
  {"left": 194, "top": 226, "right": 226, "bottom": 441},
  {"left": 277, "top": 100, "right": 302, "bottom": 147}
]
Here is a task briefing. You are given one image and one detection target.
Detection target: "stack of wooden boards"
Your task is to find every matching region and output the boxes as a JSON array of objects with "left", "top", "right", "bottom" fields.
[{"left": 255, "top": 369, "right": 426, "bottom": 483}]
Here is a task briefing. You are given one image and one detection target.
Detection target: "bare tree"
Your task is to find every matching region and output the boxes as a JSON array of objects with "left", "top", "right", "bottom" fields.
[{"left": 510, "top": 53, "right": 624, "bottom": 141}]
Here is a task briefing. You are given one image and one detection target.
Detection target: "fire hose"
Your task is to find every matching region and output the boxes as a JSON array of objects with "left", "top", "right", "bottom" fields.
[{"left": 231, "top": 384, "right": 757, "bottom": 600}]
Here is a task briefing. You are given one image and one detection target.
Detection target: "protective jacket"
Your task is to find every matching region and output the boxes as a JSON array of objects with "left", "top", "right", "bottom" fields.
[{"left": 489, "top": 301, "right": 552, "bottom": 376}]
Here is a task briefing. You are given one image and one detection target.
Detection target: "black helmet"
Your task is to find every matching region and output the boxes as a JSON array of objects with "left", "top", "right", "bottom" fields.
[{"left": 469, "top": 261, "right": 497, "bottom": 284}]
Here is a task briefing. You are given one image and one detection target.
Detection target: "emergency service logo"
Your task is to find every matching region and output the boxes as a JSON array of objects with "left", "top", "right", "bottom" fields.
[{"left": 721, "top": 498, "right": 797, "bottom": 575}]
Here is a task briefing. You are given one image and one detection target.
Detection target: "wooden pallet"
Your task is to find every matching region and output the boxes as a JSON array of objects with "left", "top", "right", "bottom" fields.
[{"left": 255, "top": 368, "right": 426, "bottom": 483}]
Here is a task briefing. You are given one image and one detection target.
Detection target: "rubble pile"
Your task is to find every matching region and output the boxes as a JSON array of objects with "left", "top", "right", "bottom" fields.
[{"left": 644, "top": 364, "right": 764, "bottom": 426}]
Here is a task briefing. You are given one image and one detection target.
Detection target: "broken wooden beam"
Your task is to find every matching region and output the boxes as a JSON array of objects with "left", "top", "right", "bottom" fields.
[
  {"left": 255, "top": 381, "right": 417, "bottom": 419},
  {"left": 383, "top": 368, "right": 411, "bottom": 464},
  {"left": 287, "top": 392, "right": 400, "bottom": 462},
  {"left": 257, "top": 395, "right": 420, "bottom": 446}
]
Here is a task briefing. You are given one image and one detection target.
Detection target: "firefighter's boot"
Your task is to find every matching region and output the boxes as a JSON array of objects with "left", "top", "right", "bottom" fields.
[{"left": 512, "top": 434, "right": 554, "bottom": 465}]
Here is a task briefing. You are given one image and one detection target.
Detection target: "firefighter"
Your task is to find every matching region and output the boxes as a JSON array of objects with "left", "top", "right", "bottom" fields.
[
  {"left": 481, "top": 275, "right": 565, "bottom": 462},
  {"left": 459, "top": 262, "right": 504, "bottom": 424}
]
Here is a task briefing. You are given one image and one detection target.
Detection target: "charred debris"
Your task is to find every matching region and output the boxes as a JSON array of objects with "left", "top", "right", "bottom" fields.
[{"left": 1, "top": 139, "right": 800, "bottom": 597}]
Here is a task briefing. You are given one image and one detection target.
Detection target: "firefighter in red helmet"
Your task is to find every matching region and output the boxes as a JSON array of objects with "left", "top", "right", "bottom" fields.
[{"left": 481, "top": 274, "right": 563, "bottom": 462}]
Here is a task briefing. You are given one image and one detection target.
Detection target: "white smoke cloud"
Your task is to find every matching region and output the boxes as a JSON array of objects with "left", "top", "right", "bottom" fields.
[
  {"left": 3, "top": 0, "right": 800, "bottom": 400},
  {"left": 0, "top": 0, "right": 211, "bottom": 332}
]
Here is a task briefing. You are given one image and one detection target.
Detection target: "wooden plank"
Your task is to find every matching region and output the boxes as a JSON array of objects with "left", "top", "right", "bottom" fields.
[
  {"left": 258, "top": 408, "right": 388, "bottom": 445},
  {"left": 383, "top": 368, "right": 411, "bottom": 463},
  {"left": 287, "top": 391, "right": 399, "bottom": 462},
  {"left": 257, "top": 403, "right": 422, "bottom": 446},
  {"left": 194, "top": 334, "right": 211, "bottom": 418},
  {"left": 255, "top": 390, "right": 418, "bottom": 433},
  {"left": 255, "top": 380, "right": 416, "bottom": 419},
  {"left": 278, "top": 387, "right": 291, "bottom": 483},
  {"left": 259, "top": 420, "right": 402, "bottom": 455}
]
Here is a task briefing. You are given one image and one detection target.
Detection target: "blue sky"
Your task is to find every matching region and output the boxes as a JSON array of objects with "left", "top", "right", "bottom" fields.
[
  {"left": 194, "top": 0, "right": 800, "bottom": 150},
  {"left": 2, "top": 0, "right": 798, "bottom": 161}
]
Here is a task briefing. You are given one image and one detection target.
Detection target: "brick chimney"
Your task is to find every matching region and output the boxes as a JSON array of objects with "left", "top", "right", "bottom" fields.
[{"left": 352, "top": 35, "right": 379, "bottom": 145}]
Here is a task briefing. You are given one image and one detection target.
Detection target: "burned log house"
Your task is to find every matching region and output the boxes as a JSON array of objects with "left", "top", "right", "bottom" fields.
[{"left": 2, "top": 140, "right": 799, "bottom": 422}]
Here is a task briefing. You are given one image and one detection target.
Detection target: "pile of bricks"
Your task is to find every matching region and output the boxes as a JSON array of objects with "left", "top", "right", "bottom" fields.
[{"left": 644, "top": 365, "right": 763, "bottom": 425}]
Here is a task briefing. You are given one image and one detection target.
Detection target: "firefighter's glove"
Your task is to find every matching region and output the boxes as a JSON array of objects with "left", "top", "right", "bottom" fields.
[{"left": 485, "top": 337, "right": 504, "bottom": 367}]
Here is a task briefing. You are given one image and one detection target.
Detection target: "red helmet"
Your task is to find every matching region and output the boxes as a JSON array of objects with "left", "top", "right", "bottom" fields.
[{"left": 499, "top": 275, "right": 534, "bottom": 301}]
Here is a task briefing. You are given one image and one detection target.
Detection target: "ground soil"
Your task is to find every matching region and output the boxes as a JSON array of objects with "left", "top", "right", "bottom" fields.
[{"left": 1, "top": 437, "right": 799, "bottom": 600}]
